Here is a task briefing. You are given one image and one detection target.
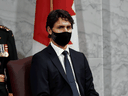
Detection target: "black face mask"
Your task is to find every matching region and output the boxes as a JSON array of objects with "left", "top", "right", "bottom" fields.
[{"left": 51, "top": 31, "right": 72, "bottom": 46}]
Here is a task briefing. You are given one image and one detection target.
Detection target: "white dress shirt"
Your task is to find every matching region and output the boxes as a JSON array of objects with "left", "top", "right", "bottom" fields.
[{"left": 51, "top": 42, "right": 81, "bottom": 96}]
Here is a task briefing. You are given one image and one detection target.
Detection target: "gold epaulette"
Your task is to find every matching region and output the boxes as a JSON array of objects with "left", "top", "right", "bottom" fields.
[{"left": 0, "top": 25, "right": 11, "bottom": 31}]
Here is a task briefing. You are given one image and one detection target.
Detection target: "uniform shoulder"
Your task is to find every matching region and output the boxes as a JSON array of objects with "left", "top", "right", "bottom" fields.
[{"left": 0, "top": 25, "right": 11, "bottom": 32}]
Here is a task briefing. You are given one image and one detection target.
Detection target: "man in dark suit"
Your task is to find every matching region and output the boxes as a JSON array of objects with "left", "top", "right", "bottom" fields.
[{"left": 30, "top": 9, "right": 99, "bottom": 96}]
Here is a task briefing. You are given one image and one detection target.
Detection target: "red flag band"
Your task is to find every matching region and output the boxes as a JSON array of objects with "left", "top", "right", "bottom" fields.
[
  {"left": 33, "top": 0, "right": 50, "bottom": 46},
  {"left": 53, "top": 0, "right": 75, "bottom": 16}
]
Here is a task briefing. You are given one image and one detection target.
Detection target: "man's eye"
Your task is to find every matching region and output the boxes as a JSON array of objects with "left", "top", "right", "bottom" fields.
[
  {"left": 58, "top": 26, "right": 63, "bottom": 29},
  {"left": 67, "top": 26, "right": 71, "bottom": 29}
]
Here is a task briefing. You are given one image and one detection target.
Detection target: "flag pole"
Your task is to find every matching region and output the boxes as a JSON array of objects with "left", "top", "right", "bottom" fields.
[{"left": 50, "top": 0, "right": 53, "bottom": 12}]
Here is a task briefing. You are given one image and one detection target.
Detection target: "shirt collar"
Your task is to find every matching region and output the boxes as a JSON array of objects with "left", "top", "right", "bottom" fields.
[{"left": 51, "top": 42, "right": 70, "bottom": 56}]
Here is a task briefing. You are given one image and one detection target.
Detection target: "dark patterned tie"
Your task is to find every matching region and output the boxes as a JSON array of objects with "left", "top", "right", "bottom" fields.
[{"left": 62, "top": 51, "right": 79, "bottom": 96}]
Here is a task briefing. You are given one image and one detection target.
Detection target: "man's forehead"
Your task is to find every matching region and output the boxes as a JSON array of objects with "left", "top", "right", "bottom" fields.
[{"left": 55, "top": 18, "right": 71, "bottom": 25}]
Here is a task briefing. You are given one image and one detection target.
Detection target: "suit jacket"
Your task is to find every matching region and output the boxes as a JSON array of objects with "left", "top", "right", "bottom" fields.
[
  {"left": 30, "top": 44, "right": 99, "bottom": 96},
  {"left": 0, "top": 27, "right": 18, "bottom": 93}
]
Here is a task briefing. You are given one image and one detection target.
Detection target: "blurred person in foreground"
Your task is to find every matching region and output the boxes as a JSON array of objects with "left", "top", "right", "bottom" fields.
[
  {"left": 30, "top": 9, "right": 99, "bottom": 96},
  {"left": 0, "top": 25, "right": 18, "bottom": 96}
]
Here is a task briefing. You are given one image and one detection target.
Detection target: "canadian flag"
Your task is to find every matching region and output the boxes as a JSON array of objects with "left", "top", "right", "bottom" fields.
[{"left": 32, "top": 0, "right": 79, "bottom": 55}]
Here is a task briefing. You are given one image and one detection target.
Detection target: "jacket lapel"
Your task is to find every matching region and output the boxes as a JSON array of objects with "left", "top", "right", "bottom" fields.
[
  {"left": 69, "top": 48, "right": 80, "bottom": 80},
  {"left": 46, "top": 44, "right": 69, "bottom": 83},
  {"left": 69, "top": 49, "right": 84, "bottom": 95}
]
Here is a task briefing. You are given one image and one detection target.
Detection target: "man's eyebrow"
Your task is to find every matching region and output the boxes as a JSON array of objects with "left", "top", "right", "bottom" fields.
[{"left": 57, "top": 26, "right": 64, "bottom": 27}]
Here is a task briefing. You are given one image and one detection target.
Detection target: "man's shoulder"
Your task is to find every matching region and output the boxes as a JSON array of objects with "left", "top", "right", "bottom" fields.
[
  {"left": 69, "top": 48, "right": 86, "bottom": 59},
  {"left": 69, "top": 48, "right": 83, "bottom": 55},
  {"left": 33, "top": 47, "right": 49, "bottom": 58}
]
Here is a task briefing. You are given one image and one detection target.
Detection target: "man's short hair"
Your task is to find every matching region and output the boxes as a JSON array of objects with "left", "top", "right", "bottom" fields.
[{"left": 46, "top": 9, "right": 74, "bottom": 32}]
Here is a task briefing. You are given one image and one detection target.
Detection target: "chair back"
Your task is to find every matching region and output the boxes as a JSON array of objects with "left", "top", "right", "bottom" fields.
[{"left": 7, "top": 56, "right": 32, "bottom": 96}]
